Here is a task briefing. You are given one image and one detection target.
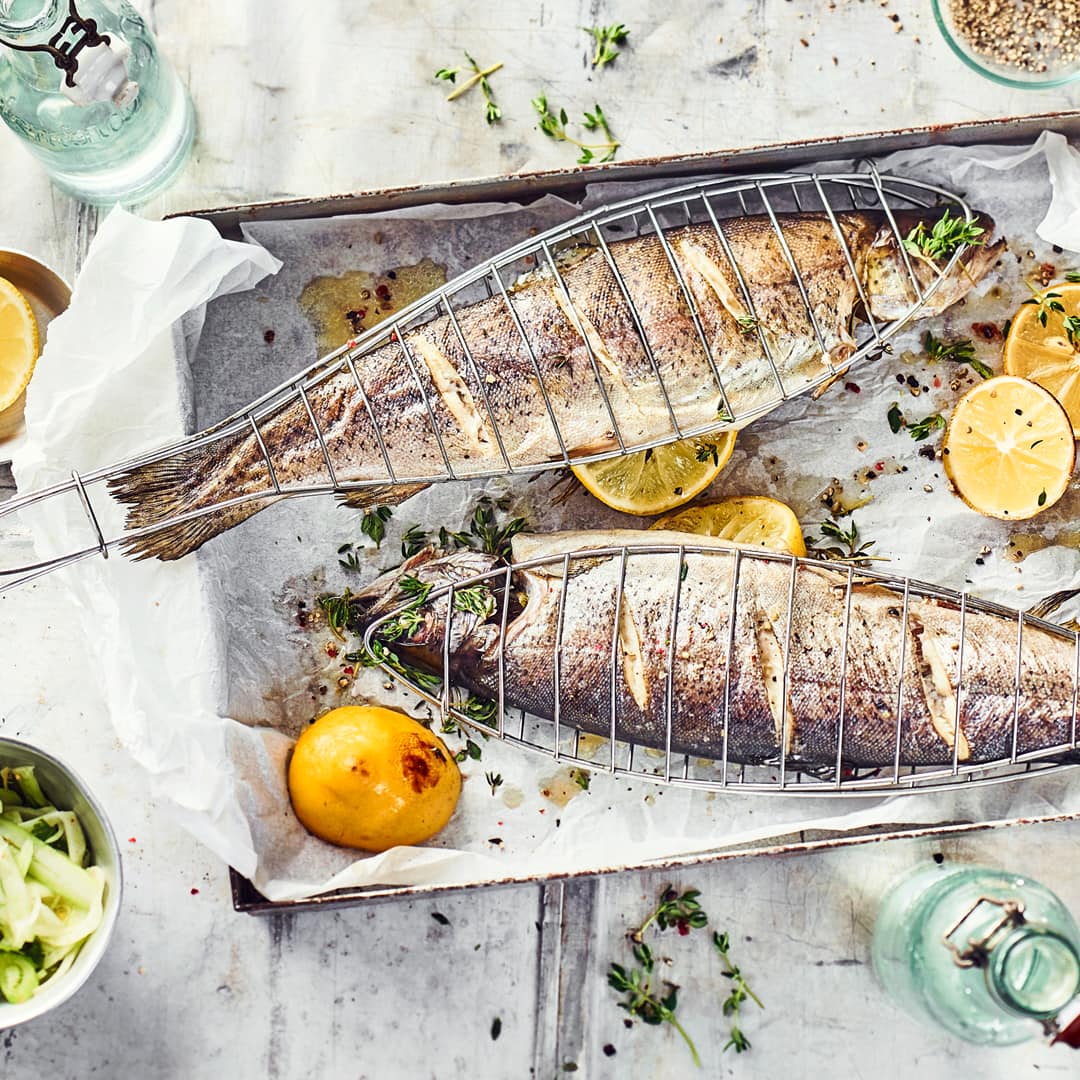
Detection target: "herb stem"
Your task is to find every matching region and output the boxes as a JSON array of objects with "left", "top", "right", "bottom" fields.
[
  {"left": 668, "top": 1015, "right": 702, "bottom": 1068},
  {"left": 445, "top": 61, "right": 504, "bottom": 101}
]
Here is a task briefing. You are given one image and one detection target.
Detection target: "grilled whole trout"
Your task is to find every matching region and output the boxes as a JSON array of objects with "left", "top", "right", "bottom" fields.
[
  {"left": 111, "top": 207, "right": 1003, "bottom": 560},
  {"left": 353, "top": 531, "right": 1077, "bottom": 769}
]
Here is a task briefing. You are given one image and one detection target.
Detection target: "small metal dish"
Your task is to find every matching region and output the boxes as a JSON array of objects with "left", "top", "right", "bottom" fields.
[
  {"left": 0, "top": 737, "right": 122, "bottom": 1029},
  {"left": 0, "top": 249, "right": 71, "bottom": 442},
  {"left": 932, "top": 0, "right": 1080, "bottom": 89}
]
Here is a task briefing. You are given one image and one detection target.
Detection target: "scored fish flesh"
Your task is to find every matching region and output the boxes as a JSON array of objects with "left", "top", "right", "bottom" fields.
[
  {"left": 110, "top": 206, "right": 1003, "bottom": 560},
  {"left": 352, "top": 531, "right": 1077, "bottom": 769}
]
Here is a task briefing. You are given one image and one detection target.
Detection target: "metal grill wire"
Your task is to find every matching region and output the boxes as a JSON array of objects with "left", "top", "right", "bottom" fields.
[
  {"left": 360, "top": 545, "right": 1080, "bottom": 796},
  {"left": 0, "top": 166, "right": 977, "bottom": 594}
]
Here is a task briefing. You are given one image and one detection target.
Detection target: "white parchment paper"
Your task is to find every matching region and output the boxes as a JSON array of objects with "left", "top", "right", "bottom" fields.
[{"left": 12, "top": 135, "right": 1080, "bottom": 901}]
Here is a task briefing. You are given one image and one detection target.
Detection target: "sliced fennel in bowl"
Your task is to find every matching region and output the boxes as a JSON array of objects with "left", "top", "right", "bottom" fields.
[{"left": 0, "top": 766, "right": 105, "bottom": 1004}]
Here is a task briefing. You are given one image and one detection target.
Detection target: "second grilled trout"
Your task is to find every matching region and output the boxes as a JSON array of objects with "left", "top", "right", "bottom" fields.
[
  {"left": 111, "top": 205, "right": 1003, "bottom": 560},
  {"left": 352, "top": 531, "right": 1077, "bottom": 769}
]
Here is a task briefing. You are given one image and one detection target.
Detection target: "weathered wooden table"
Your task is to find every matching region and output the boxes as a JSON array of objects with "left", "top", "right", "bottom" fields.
[{"left": 2, "top": 2, "right": 1079, "bottom": 1076}]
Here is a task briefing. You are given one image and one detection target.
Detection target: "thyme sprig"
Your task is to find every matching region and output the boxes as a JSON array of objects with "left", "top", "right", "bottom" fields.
[
  {"left": 1064, "top": 314, "right": 1080, "bottom": 350},
  {"left": 608, "top": 944, "right": 701, "bottom": 1068},
  {"left": 1022, "top": 286, "right": 1066, "bottom": 328},
  {"left": 695, "top": 442, "right": 720, "bottom": 466},
  {"left": 713, "top": 931, "right": 764, "bottom": 1054},
  {"left": 807, "top": 518, "right": 882, "bottom": 566},
  {"left": 584, "top": 23, "right": 629, "bottom": 67},
  {"left": 360, "top": 505, "right": 393, "bottom": 547},
  {"left": 485, "top": 770, "right": 503, "bottom": 795},
  {"left": 629, "top": 886, "right": 708, "bottom": 944},
  {"left": 903, "top": 209, "right": 984, "bottom": 262},
  {"left": 436, "top": 51, "right": 502, "bottom": 123},
  {"left": 533, "top": 94, "right": 619, "bottom": 164},
  {"left": 923, "top": 330, "right": 992, "bottom": 379},
  {"left": 401, "top": 524, "right": 427, "bottom": 558},
  {"left": 453, "top": 584, "right": 497, "bottom": 619},
  {"left": 908, "top": 412, "right": 946, "bottom": 441}
]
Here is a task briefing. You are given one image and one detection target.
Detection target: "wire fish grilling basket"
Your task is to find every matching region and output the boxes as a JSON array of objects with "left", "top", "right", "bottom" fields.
[
  {"left": 0, "top": 165, "right": 979, "bottom": 595},
  {"left": 359, "top": 543, "right": 1080, "bottom": 796}
]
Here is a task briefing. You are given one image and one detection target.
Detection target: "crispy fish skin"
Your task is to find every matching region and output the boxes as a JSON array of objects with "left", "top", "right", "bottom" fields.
[
  {"left": 110, "top": 210, "right": 1003, "bottom": 560},
  {"left": 354, "top": 531, "right": 1076, "bottom": 769}
]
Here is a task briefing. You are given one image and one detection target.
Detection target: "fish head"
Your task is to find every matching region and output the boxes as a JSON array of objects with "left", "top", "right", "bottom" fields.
[
  {"left": 864, "top": 209, "right": 1004, "bottom": 322},
  {"left": 352, "top": 545, "right": 505, "bottom": 671}
]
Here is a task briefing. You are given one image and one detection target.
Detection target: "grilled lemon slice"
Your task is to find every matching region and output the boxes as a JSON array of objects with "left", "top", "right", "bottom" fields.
[
  {"left": 650, "top": 494, "right": 806, "bottom": 556},
  {"left": 943, "top": 375, "right": 1074, "bottom": 519},
  {"left": 0, "top": 276, "right": 39, "bottom": 417},
  {"left": 1003, "top": 282, "right": 1080, "bottom": 437},
  {"left": 572, "top": 432, "right": 736, "bottom": 516}
]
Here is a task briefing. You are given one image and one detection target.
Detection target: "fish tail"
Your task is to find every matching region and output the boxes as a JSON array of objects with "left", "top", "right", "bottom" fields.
[{"left": 108, "top": 432, "right": 270, "bottom": 561}]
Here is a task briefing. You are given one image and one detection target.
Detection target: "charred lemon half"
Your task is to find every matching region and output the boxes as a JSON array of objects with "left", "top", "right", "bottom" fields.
[
  {"left": 943, "top": 375, "right": 1074, "bottom": 520},
  {"left": 288, "top": 705, "right": 461, "bottom": 852}
]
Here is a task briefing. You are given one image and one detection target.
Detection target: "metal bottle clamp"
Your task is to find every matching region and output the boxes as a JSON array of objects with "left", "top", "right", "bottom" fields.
[
  {"left": 0, "top": 0, "right": 110, "bottom": 87},
  {"left": 943, "top": 895, "right": 1079, "bottom": 1047}
]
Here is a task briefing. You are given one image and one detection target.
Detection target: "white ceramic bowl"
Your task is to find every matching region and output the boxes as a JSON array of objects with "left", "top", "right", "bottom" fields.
[{"left": 0, "top": 737, "right": 122, "bottom": 1028}]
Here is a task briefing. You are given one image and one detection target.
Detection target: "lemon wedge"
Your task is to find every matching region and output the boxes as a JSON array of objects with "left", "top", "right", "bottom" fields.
[
  {"left": 1003, "top": 282, "right": 1080, "bottom": 437},
  {"left": 0, "top": 276, "right": 39, "bottom": 417},
  {"left": 649, "top": 494, "right": 807, "bottom": 556},
  {"left": 571, "top": 432, "right": 736, "bottom": 516},
  {"left": 942, "top": 375, "right": 1074, "bottom": 519}
]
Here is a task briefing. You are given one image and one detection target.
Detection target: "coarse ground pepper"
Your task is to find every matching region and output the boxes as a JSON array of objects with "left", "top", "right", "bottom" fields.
[{"left": 948, "top": 0, "right": 1080, "bottom": 74}]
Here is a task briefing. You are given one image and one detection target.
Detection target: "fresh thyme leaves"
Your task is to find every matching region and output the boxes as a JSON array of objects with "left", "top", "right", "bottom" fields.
[
  {"left": 338, "top": 543, "right": 363, "bottom": 573},
  {"left": 319, "top": 590, "right": 354, "bottom": 641},
  {"left": 1064, "top": 314, "right": 1080, "bottom": 350},
  {"left": 461, "top": 693, "right": 498, "bottom": 728},
  {"left": 401, "top": 524, "right": 427, "bottom": 559},
  {"left": 469, "top": 499, "right": 528, "bottom": 559},
  {"left": 439, "top": 525, "right": 472, "bottom": 550},
  {"left": 454, "top": 738, "right": 483, "bottom": 763},
  {"left": 584, "top": 23, "right": 630, "bottom": 67},
  {"left": 453, "top": 584, "right": 497, "bottom": 619},
  {"left": 360, "top": 505, "right": 393, "bottom": 547},
  {"left": 695, "top": 442, "right": 720, "bottom": 466},
  {"left": 1038, "top": 489, "right": 1048, "bottom": 507},
  {"left": 887, "top": 401, "right": 903, "bottom": 434},
  {"left": 903, "top": 209, "right": 984, "bottom": 262},
  {"left": 908, "top": 412, "right": 946, "bottom": 442},
  {"left": 629, "top": 886, "right": 708, "bottom": 944},
  {"left": 399, "top": 575, "right": 433, "bottom": 603},
  {"left": 533, "top": 94, "right": 620, "bottom": 165},
  {"left": 922, "top": 330, "right": 992, "bottom": 378},
  {"left": 713, "top": 931, "right": 764, "bottom": 1055},
  {"left": 359, "top": 639, "right": 443, "bottom": 692},
  {"left": 570, "top": 767, "right": 591, "bottom": 790},
  {"left": 1022, "top": 287, "right": 1066, "bottom": 328},
  {"left": 735, "top": 314, "right": 758, "bottom": 334},
  {"left": 485, "top": 770, "right": 504, "bottom": 795},
  {"left": 807, "top": 518, "right": 881, "bottom": 566},
  {"left": 716, "top": 404, "right": 734, "bottom": 423},
  {"left": 1067, "top": 270, "right": 1080, "bottom": 284},
  {"left": 608, "top": 947, "right": 701, "bottom": 1068},
  {"left": 437, "top": 51, "right": 503, "bottom": 124}
]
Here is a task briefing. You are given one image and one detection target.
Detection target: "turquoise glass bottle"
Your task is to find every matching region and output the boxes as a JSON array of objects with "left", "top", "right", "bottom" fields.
[
  {"left": 0, "top": 0, "right": 194, "bottom": 204},
  {"left": 872, "top": 863, "right": 1080, "bottom": 1046}
]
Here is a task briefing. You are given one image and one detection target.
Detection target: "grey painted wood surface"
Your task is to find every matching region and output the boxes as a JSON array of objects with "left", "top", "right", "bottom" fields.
[{"left": 1, "top": 2, "right": 1079, "bottom": 1077}]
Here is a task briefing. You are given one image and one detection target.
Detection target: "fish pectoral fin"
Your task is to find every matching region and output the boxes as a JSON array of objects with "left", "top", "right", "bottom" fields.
[
  {"left": 336, "top": 482, "right": 431, "bottom": 511},
  {"left": 617, "top": 604, "right": 650, "bottom": 712},
  {"left": 754, "top": 611, "right": 796, "bottom": 755},
  {"left": 910, "top": 618, "right": 971, "bottom": 762}
]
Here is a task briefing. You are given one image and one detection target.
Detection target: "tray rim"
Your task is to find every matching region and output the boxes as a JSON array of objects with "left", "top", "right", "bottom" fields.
[{"left": 183, "top": 110, "right": 1080, "bottom": 913}]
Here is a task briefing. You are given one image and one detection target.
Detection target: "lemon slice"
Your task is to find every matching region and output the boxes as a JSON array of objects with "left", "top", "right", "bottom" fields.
[
  {"left": 649, "top": 495, "right": 807, "bottom": 556},
  {"left": 1003, "top": 282, "right": 1080, "bottom": 436},
  {"left": 0, "top": 276, "right": 39, "bottom": 416},
  {"left": 942, "top": 375, "right": 1074, "bottom": 519},
  {"left": 571, "top": 432, "right": 736, "bottom": 516}
]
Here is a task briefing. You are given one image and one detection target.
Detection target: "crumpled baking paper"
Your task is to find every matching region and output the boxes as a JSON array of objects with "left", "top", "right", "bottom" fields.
[{"left": 10, "top": 137, "right": 1080, "bottom": 902}]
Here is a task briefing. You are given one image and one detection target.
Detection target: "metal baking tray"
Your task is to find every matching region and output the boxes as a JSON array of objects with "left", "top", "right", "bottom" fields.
[{"left": 177, "top": 110, "right": 1080, "bottom": 912}]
